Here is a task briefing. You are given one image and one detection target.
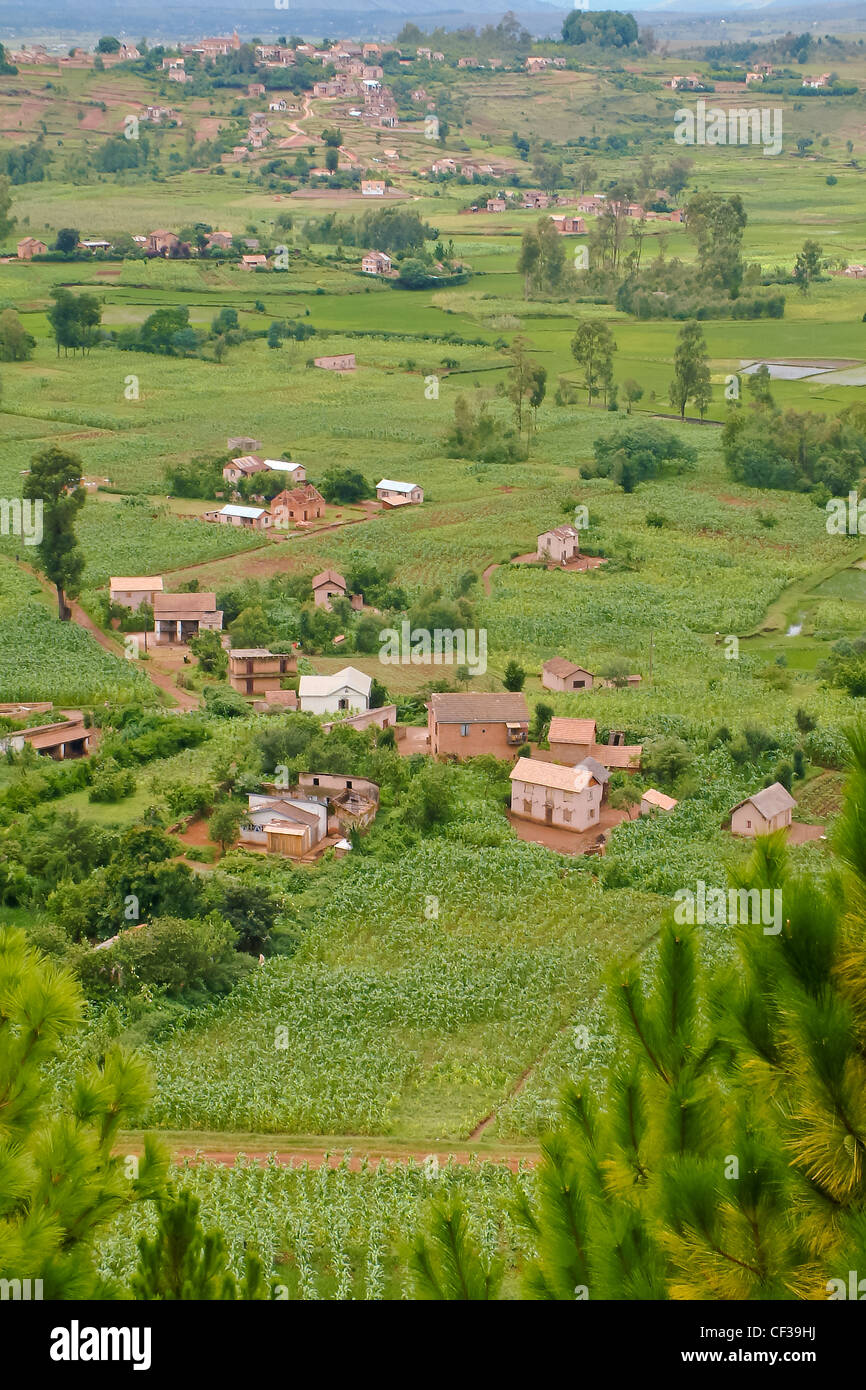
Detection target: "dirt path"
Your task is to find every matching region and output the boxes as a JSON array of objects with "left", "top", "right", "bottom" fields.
[
  {"left": 119, "top": 1138, "right": 539, "bottom": 1172},
  {"left": 482, "top": 561, "right": 499, "bottom": 595}
]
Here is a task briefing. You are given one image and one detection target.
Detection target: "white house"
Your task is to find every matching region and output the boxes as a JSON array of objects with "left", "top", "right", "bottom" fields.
[
  {"left": 376, "top": 478, "right": 423, "bottom": 506},
  {"left": 262, "top": 459, "right": 307, "bottom": 483},
  {"left": 298, "top": 666, "right": 372, "bottom": 715},
  {"left": 206, "top": 504, "right": 272, "bottom": 530}
]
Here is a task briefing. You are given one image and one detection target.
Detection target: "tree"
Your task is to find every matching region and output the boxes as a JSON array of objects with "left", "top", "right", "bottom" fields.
[
  {"left": 684, "top": 191, "right": 747, "bottom": 295},
  {"left": 325, "top": 147, "right": 339, "bottom": 174},
  {"left": 318, "top": 466, "right": 373, "bottom": 504},
  {"left": 533, "top": 701, "right": 554, "bottom": 741},
  {"left": 793, "top": 238, "right": 823, "bottom": 295},
  {"left": 571, "top": 321, "right": 616, "bottom": 405},
  {"left": 642, "top": 734, "right": 692, "bottom": 787},
  {"left": 47, "top": 287, "right": 101, "bottom": 356},
  {"left": 132, "top": 1189, "right": 268, "bottom": 1300},
  {"left": 208, "top": 803, "right": 243, "bottom": 856},
  {"left": 609, "top": 783, "right": 641, "bottom": 818},
  {"left": 517, "top": 217, "right": 566, "bottom": 298},
  {"left": 622, "top": 378, "right": 643, "bottom": 414},
  {"left": 410, "top": 1198, "right": 503, "bottom": 1299},
  {"left": 599, "top": 657, "right": 632, "bottom": 688},
  {"left": 96, "top": 35, "right": 121, "bottom": 53},
  {"left": 669, "top": 319, "right": 710, "bottom": 421},
  {"left": 745, "top": 362, "right": 774, "bottom": 406},
  {"left": 503, "top": 659, "right": 525, "bottom": 692},
  {"left": 189, "top": 628, "right": 228, "bottom": 676},
  {"left": 0, "top": 174, "right": 14, "bottom": 240},
  {"left": 0, "top": 307, "right": 35, "bottom": 361},
  {"left": 0, "top": 925, "right": 167, "bottom": 1298},
  {"left": 229, "top": 604, "right": 275, "bottom": 650},
  {"left": 54, "top": 226, "right": 79, "bottom": 254},
  {"left": 23, "top": 445, "right": 86, "bottom": 620}
]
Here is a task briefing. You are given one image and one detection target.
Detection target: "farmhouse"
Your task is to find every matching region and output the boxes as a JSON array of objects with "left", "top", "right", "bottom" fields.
[
  {"left": 542, "top": 658, "right": 595, "bottom": 692},
  {"left": 546, "top": 718, "right": 642, "bottom": 771},
  {"left": 261, "top": 459, "right": 306, "bottom": 484},
  {"left": 537, "top": 524, "right": 581, "bottom": 564},
  {"left": 361, "top": 179, "right": 386, "bottom": 196},
  {"left": 228, "top": 648, "right": 296, "bottom": 696},
  {"left": 314, "top": 354, "right": 356, "bottom": 372},
  {"left": 248, "top": 82, "right": 265, "bottom": 96},
  {"left": 109, "top": 576, "right": 164, "bottom": 610},
  {"left": 271, "top": 484, "right": 326, "bottom": 526},
  {"left": 241, "top": 254, "right": 269, "bottom": 269},
  {"left": 298, "top": 666, "right": 372, "bottom": 715},
  {"left": 0, "top": 713, "right": 90, "bottom": 760},
  {"left": 376, "top": 478, "right": 423, "bottom": 506},
  {"left": 641, "top": 788, "right": 678, "bottom": 815},
  {"left": 510, "top": 757, "right": 607, "bottom": 831},
  {"left": 153, "top": 592, "right": 222, "bottom": 644},
  {"left": 240, "top": 793, "right": 328, "bottom": 858},
  {"left": 298, "top": 772, "right": 380, "bottom": 832},
  {"left": 577, "top": 194, "right": 606, "bottom": 215},
  {"left": 550, "top": 215, "right": 586, "bottom": 235},
  {"left": 17, "top": 238, "right": 47, "bottom": 259},
  {"left": 206, "top": 230, "right": 233, "bottom": 249},
  {"left": 312, "top": 569, "right": 348, "bottom": 608},
  {"left": 522, "top": 191, "right": 550, "bottom": 209},
  {"left": 222, "top": 455, "right": 268, "bottom": 484},
  {"left": 729, "top": 783, "right": 796, "bottom": 837},
  {"left": 268, "top": 99, "right": 288, "bottom": 111},
  {"left": 146, "top": 229, "right": 180, "bottom": 256},
  {"left": 428, "top": 692, "right": 529, "bottom": 760},
  {"left": 486, "top": 197, "right": 507, "bottom": 213},
  {"left": 361, "top": 250, "right": 392, "bottom": 275},
  {"left": 843, "top": 265, "right": 866, "bottom": 279},
  {"left": 205, "top": 503, "right": 272, "bottom": 530}
]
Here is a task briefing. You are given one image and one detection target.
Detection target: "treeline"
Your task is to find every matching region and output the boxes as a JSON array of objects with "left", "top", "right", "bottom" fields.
[{"left": 723, "top": 401, "right": 866, "bottom": 494}]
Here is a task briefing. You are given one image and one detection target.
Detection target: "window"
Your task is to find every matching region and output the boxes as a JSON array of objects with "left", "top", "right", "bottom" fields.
[
  {"left": 563, "top": 809, "right": 572, "bottom": 823},
  {"left": 312, "top": 777, "right": 319, "bottom": 786},
  {"left": 338, "top": 698, "right": 349, "bottom": 711},
  {"left": 589, "top": 808, "right": 595, "bottom": 820},
  {"left": 746, "top": 819, "right": 751, "bottom": 829},
  {"left": 460, "top": 723, "right": 470, "bottom": 736},
  {"left": 346, "top": 780, "right": 353, "bottom": 789}
]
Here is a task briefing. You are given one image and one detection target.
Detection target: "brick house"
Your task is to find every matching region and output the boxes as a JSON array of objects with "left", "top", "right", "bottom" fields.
[
  {"left": 428, "top": 692, "right": 529, "bottom": 760},
  {"left": 312, "top": 569, "right": 348, "bottom": 608},
  {"left": 729, "top": 783, "right": 796, "bottom": 837},
  {"left": 206, "top": 230, "right": 233, "bottom": 249},
  {"left": 271, "top": 484, "right": 326, "bottom": 526},
  {"left": 228, "top": 648, "right": 296, "bottom": 696},
  {"left": 550, "top": 215, "right": 586, "bottom": 235},
  {"left": 510, "top": 757, "right": 607, "bottom": 830},
  {"left": 486, "top": 197, "right": 507, "bottom": 213},
  {"left": 542, "top": 658, "right": 596, "bottom": 692},
  {"left": 17, "top": 238, "right": 48, "bottom": 259},
  {"left": 361, "top": 250, "right": 392, "bottom": 275},
  {"left": 0, "top": 713, "right": 90, "bottom": 760},
  {"left": 537, "top": 524, "right": 581, "bottom": 564},
  {"left": 261, "top": 459, "right": 306, "bottom": 485},
  {"left": 361, "top": 179, "right": 386, "bottom": 196},
  {"left": 153, "top": 593, "right": 222, "bottom": 644},
  {"left": 205, "top": 503, "right": 272, "bottom": 530},
  {"left": 222, "top": 455, "right": 268, "bottom": 485},
  {"left": 547, "top": 717, "right": 598, "bottom": 764},
  {"left": 109, "top": 576, "right": 164, "bottom": 611},
  {"left": 146, "top": 229, "right": 180, "bottom": 255}
]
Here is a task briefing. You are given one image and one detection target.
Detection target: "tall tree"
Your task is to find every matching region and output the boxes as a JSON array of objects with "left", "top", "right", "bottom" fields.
[
  {"left": 794, "top": 238, "right": 823, "bottom": 294},
  {"left": 684, "top": 192, "right": 747, "bottom": 295},
  {"left": 669, "top": 319, "right": 710, "bottom": 421},
  {"left": 132, "top": 1190, "right": 268, "bottom": 1299},
  {"left": 23, "top": 445, "right": 86, "bottom": 620},
  {"left": 571, "top": 320, "right": 616, "bottom": 405}
]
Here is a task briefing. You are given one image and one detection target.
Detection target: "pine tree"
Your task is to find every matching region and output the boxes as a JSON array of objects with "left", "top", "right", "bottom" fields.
[
  {"left": 0, "top": 926, "right": 168, "bottom": 1298},
  {"left": 409, "top": 1197, "right": 503, "bottom": 1300},
  {"left": 132, "top": 1190, "right": 269, "bottom": 1300}
]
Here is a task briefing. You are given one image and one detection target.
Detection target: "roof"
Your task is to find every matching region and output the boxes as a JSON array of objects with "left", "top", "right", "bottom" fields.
[
  {"left": 732, "top": 782, "right": 797, "bottom": 820},
  {"left": 540, "top": 524, "right": 581, "bottom": 540},
  {"left": 548, "top": 717, "right": 597, "bottom": 745},
  {"left": 543, "top": 658, "right": 593, "bottom": 680},
  {"left": 312, "top": 569, "right": 347, "bottom": 589},
  {"left": 510, "top": 758, "right": 598, "bottom": 793},
  {"left": 110, "top": 576, "right": 163, "bottom": 592},
  {"left": 577, "top": 755, "right": 610, "bottom": 785},
  {"left": 299, "top": 667, "right": 373, "bottom": 698},
  {"left": 589, "top": 742, "right": 642, "bottom": 769},
  {"left": 376, "top": 479, "right": 418, "bottom": 493},
  {"left": 219, "top": 504, "right": 269, "bottom": 518},
  {"left": 430, "top": 692, "right": 529, "bottom": 725},
  {"left": 229, "top": 648, "right": 274, "bottom": 658},
  {"left": 263, "top": 459, "right": 303, "bottom": 472},
  {"left": 275, "top": 484, "right": 325, "bottom": 506},
  {"left": 642, "top": 788, "right": 678, "bottom": 811},
  {"left": 154, "top": 592, "right": 217, "bottom": 614},
  {"left": 229, "top": 454, "right": 264, "bottom": 470}
]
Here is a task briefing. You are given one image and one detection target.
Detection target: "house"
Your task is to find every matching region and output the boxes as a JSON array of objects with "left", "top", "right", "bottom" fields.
[
  {"left": 227, "top": 436, "right": 262, "bottom": 453},
  {"left": 803, "top": 73, "right": 831, "bottom": 89},
  {"left": 312, "top": 569, "right": 348, "bottom": 608},
  {"left": 510, "top": 757, "right": 606, "bottom": 831},
  {"left": 745, "top": 71, "right": 764, "bottom": 85},
  {"left": 314, "top": 354, "right": 356, "bottom": 372},
  {"left": 542, "top": 658, "right": 595, "bottom": 693},
  {"left": 248, "top": 82, "right": 266, "bottom": 97},
  {"left": 547, "top": 717, "right": 598, "bottom": 764},
  {"left": 262, "top": 459, "right": 306, "bottom": 484},
  {"left": 523, "top": 191, "right": 550, "bottom": 209},
  {"left": 78, "top": 239, "right": 113, "bottom": 251},
  {"left": 361, "top": 179, "right": 386, "bottom": 196},
  {"left": 271, "top": 484, "right": 326, "bottom": 526},
  {"left": 109, "top": 576, "right": 163, "bottom": 611},
  {"left": 298, "top": 666, "right": 372, "bottom": 715},
  {"left": 146, "top": 229, "right": 180, "bottom": 256},
  {"left": 205, "top": 503, "right": 272, "bottom": 530},
  {"left": 412, "top": 87, "right": 428, "bottom": 101},
  {"left": 431, "top": 158, "right": 457, "bottom": 175},
  {"left": 577, "top": 194, "right": 606, "bottom": 215},
  {"left": 0, "top": 713, "right": 90, "bottom": 761},
  {"left": 486, "top": 197, "right": 506, "bottom": 213},
  {"left": 268, "top": 99, "right": 288, "bottom": 112},
  {"left": 144, "top": 106, "right": 176, "bottom": 124},
  {"left": 641, "top": 788, "right": 678, "bottom": 815},
  {"left": 428, "top": 692, "right": 529, "bottom": 760},
  {"left": 729, "top": 783, "right": 796, "bottom": 837},
  {"left": 241, "top": 254, "right": 268, "bottom": 269},
  {"left": 361, "top": 250, "right": 392, "bottom": 275},
  {"left": 550, "top": 215, "right": 585, "bottom": 235},
  {"left": 168, "top": 68, "right": 188, "bottom": 83},
  {"left": 376, "top": 478, "right": 423, "bottom": 507},
  {"left": 222, "top": 455, "right": 268, "bottom": 484},
  {"left": 16, "top": 237, "right": 47, "bottom": 259},
  {"left": 239, "top": 793, "right": 327, "bottom": 858},
  {"left": 206, "top": 230, "right": 233, "bottom": 250},
  {"left": 537, "top": 525, "right": 581, "bottom": 565},
  {"left": 843, "top": 265, "right": 866, "bottom": 279},
  {"left": 297, "top": 772, "right": 380, "bottom": 832},
  {"left": 153, "top": 593, "right": 222, "bottom": 644},
  {"left": 228, "top": 648, "right": 296, "bottom": 696}
]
